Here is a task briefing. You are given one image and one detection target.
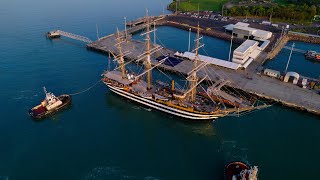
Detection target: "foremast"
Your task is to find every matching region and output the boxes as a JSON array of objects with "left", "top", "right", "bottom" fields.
[
  {"left": 145, "top": 10, "right": 152, "bottom": 90},
  {"left": 115, "top": 28, "right": 126, "bottom": 79},
  {"left": 189, "top": 24, "right": 202, "bottom": 102}
]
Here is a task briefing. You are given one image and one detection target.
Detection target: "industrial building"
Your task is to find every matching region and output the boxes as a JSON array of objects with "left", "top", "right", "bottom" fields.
[
  {"left": 232, "top": 39, "right": 261, "bottom": 67},
  {"left": 174, "top": 51, "right": 242, "bottom": 70},
  {"left": 222, "top": 22, "right": 273, "bottom": 68},
  {"left": 224, "top": 22, "right": 272, "bottom": 40}
]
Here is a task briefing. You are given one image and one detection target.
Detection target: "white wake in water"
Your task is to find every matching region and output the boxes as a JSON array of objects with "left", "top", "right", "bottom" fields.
[{"left": 83, "top": 166, "right": 161, "bottom": 180}]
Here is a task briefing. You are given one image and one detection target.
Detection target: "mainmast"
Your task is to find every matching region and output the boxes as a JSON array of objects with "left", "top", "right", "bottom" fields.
[
  {"left": 116, "top": 28, "right": 126, "bottom": 78},
  {"left": 145, "top": 10, "right": 152, "bottom": 90},
  {"left": 189, "top": 24, "right": 201, "bottom": 102}
]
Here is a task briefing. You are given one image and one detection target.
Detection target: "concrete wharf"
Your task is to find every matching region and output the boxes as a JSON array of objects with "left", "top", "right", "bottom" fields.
[{"left": 85, "top": 16, "right": 320, "bottom": 116}]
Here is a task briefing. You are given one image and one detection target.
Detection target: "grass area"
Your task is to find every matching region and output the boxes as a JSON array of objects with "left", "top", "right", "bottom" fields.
[{"left": 169, "top": 0, "right": 228, "bottom": 12}]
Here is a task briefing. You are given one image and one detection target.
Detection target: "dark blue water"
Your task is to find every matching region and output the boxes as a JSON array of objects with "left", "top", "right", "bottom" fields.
[
  {"left": 265, "top": 41, "right": 320, "bottom": 78},
  {"left": 1, "top": 0, "right": 320, "bottom": 179}
]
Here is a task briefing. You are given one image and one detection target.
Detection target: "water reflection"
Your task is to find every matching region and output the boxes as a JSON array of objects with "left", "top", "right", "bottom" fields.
[{"left": 105, "top": 92, "right": 216, "bottom": 137}]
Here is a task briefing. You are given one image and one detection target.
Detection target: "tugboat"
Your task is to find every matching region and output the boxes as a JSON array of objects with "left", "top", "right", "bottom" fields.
[
  {"left": 46, "top": 31, "right": 61, "bottom": 39},
  {"left": 29, "top": 87, "right": 71, "bottom": 119},
  {"left": 225, "top": 161, "right": 258, "bottom": 180}
]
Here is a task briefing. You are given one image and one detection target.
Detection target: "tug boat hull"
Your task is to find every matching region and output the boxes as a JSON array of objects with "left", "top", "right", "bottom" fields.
[
  {"left": 225, "top": 161, "right": 249, "bottom": 180},
  {"left": 29, "top": 94, "right": 71, "bottom": 119}
]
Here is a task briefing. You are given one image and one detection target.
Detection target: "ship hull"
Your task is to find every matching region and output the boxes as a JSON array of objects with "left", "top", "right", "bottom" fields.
[
  {"left": 106, "top": 83, "right": 227, "bottom": 121},
  {"left": 29, "top": 94, "right": 71, "bottom": 119}
]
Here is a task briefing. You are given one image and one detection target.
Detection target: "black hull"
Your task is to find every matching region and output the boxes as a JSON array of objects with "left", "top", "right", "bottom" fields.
[
  {"left": 29, "top": 94, "right": 72, "bottom": 119},
  {"left": 108, "top": 87, "right": 220, "bottom": 122},
  {"left": 47, "top": 35, "right": 61, "bottom": 39}
]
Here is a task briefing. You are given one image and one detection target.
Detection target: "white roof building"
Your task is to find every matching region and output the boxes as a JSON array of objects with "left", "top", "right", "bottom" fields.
[
  {"left": 224, "top": 22, "right": 272, "bottom": 40},
  {"left": 175, "top": 52, "right": 242, "bottom": 70},
  {"left": 233, "top": 40, "right": 259, "bottom": 65}
]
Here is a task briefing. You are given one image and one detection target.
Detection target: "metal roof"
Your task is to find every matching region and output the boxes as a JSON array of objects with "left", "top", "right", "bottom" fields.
[
  {"left": 181, "top": 52, "right": 242, "bottom": 70},
  {"left": 234, "top": 40, "right": 258, "bottom": 54}
]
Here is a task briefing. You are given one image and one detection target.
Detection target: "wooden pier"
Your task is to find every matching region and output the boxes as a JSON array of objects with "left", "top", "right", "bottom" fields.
[{"left": 85, "top": 16, "right": 320, "bottom": 116}]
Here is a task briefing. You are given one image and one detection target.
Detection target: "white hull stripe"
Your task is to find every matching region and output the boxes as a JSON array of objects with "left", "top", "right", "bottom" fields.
[{"left": 106, "top": 84, "right": 225, "bottom": 120}]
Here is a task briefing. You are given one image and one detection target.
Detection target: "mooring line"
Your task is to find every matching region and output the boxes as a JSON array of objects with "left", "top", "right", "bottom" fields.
[{"left": 69, "top": 79, "right": 102, "bottom": 96}]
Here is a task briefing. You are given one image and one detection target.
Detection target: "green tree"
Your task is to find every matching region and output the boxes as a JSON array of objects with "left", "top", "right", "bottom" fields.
[{"left": 256, "top": 6, "right": 265, "bottom": 16}]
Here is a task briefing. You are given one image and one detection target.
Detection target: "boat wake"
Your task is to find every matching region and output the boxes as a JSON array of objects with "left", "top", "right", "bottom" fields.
[
  {"left": 0, "top": 176, "right": 9, "bottom": 180},
  {"left": 132, "top": 106, "right": 141, "bottom": 110},
  {"left": 84, "top": 166, "right": 134, "bottom": 180},
  {"left": 143, "top": 108, "right": 152, "bottom": 112},
  {"left": 12, "top": 91, "right": 38, "bottom": 101},
  {"left": 84, "top": 166, "right": 160, "bottom": 180},
  {"left": 218, "top": 140, "right": 249, "bottom": 163},
  {"left": 132, "top": 106, "right": 152, "bottom": 112},
  {"left": 144, "top": 176, "right": 160, "bottom": 180}
]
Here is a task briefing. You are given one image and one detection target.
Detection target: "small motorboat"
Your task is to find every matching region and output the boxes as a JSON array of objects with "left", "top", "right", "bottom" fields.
[
  {"left": 225, "top": 161, "right": 258, "bottom": 180},
  {"left": 46, "top": 31, "right": 61, "bottom": 39},
  {"left": 305, "top": 50, "right": 320, "bottom": 61},
  {"left": 29, "top": 87, "right": 71, "bottom": 119}
]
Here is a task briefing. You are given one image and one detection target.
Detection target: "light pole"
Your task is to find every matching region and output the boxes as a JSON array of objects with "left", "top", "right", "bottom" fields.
[
  {"left": 175, "top": 1, "right": 178, "bottom": 14},
  {"left": 228, "top": 33, "right": 234, "bottom": 62},
  {"left": 96, "top": 24, "right": 99, "bottom": 40},
  {"left": 159, "top": 0, "right": 165, "bottom": 15},
  {"left": 188, "top": 28, "right": 191, "bottom": 51},
  {"left": 154, "top": 22, "right": 156, "bottom": 45},
  {"left": 221, "top": 5, "right": 224, "bottom": 17},
  {"left": 124, "top": 17, "right": 127, "bottom": 40}
]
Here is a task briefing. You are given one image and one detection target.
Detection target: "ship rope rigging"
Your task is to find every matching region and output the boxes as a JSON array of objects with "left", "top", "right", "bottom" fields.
[
  {"left": 150, "top": 21, "right": 271, "bottom": 116},
  {"left": 151, "top": 24, "right": 230, "bottom": 109},
  {"left": 101, "top": 10, "right": 272, "bottom": 120},
  {"left": 153, "top": 24, "right": 268, "bottom": 107}
]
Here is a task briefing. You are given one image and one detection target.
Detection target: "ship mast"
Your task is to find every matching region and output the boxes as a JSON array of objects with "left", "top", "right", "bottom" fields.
[
  {"left": 189, "top": 23, "right": 201, "bottom": 102},
  {"left": 116, "top": 28, "right": 126, "bottom": 79},
  {"left": 145, "top": 10, "right": 152, "bottom": 90}
]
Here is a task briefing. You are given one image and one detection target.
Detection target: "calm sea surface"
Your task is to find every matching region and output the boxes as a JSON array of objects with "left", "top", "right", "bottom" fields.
[
  {"left": 1, "top": 0, "right": 320, "bottom": 179},
  {"left": 264, "top": 41, "right": 320, "bottom": 78}
]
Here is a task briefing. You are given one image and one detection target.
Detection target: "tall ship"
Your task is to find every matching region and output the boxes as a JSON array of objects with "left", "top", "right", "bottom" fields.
[{"left": 102, "top": 12, "right": 269, "bottom": 121}]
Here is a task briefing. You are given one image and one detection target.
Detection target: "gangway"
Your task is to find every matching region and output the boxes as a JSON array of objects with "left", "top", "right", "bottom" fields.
[
  {"left": 53, "top": 30, "right": 93, "bottom": 43},
  {"left": 283, "top": 46, "right": 306, "bottom": 54}
]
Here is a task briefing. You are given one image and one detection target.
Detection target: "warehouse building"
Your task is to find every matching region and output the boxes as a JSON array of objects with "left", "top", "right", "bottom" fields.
[
  {"left": 232, "top": 39, "right": 260, "bottom": 67},
  {"left": 224, "top": 22, "right": 272, "bottom": 40}
]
